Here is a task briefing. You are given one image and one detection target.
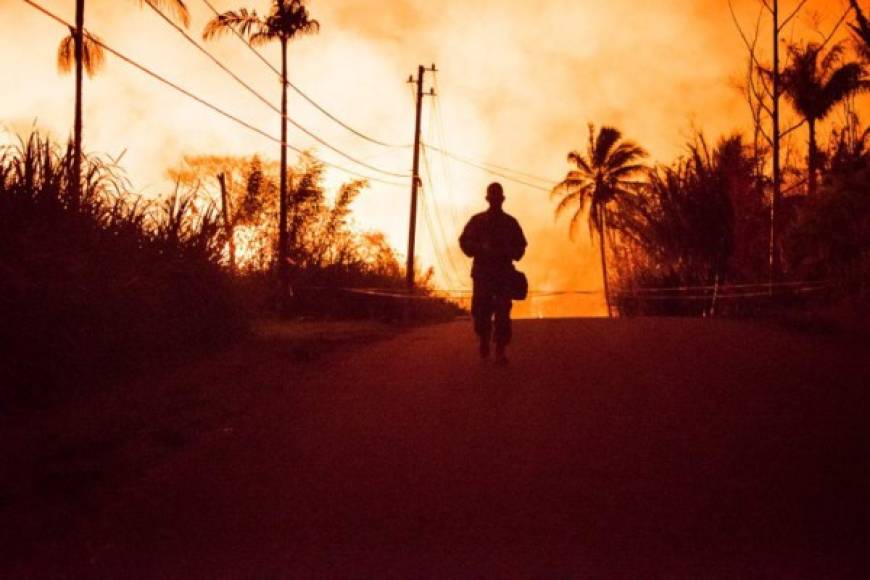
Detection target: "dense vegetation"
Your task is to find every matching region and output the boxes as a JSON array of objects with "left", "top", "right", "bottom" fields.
[
  {"left": 0, "top": 135, "right": 453, "bottom": 403},
  {"left": 552, "top": 20, "right": 870, "bottom": 317},
  {"left": 0, "top": 134, "right": 240, "bottom": 401}
]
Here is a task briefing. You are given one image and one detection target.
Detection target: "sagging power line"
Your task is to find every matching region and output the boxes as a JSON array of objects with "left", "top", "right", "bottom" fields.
[
  {"left": 199, "top": 0, "right": 558, "bottom": 193},
  {"left": 21, "top": 0, "right": 406, "bottom": 187},
  {"left": 146, "top": 1, "right": 410, "bottom": 179},
  {"left": 423, "top": 144, "right": 557, "bottom": 192},
  {"left": 199, "top": 0, "right": 413, "bottom": 150}
]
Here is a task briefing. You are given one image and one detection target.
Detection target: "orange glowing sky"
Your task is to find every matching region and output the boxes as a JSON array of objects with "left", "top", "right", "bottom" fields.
[{"left": 0, "top": 0, "right": 862, "bottom": 316}]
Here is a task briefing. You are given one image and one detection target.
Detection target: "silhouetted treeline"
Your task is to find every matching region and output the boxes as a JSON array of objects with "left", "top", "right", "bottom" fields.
[
  {"left": 0, "top": 134, "right": 456, "bottom": 402},
  {"left": 608, "top": 127, "right": 868, "bottom": 316},
  {"left": 552, "top": 13, "right": 870, "bottom": 318}
]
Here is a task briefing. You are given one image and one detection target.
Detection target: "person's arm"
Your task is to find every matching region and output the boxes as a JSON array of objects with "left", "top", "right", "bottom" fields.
[
  {"left": 510, "top": 218, "right": 528, "bottom": 262},
  {"left": 459, "top": 217, "right": 481, "bottom": 258}
]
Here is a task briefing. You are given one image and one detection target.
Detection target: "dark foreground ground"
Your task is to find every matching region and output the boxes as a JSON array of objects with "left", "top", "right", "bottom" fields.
[{"left": 4, "top": 318, "right": 870, "bottom": 579}]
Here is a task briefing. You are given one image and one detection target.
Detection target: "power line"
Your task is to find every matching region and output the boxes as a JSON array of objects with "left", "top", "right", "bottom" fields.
[
  {"left": 22, "top": 0, "right": 406, "bottom": 187},
  {"left": 404, "top": 80, "right": 463, "bottom": 290},
  {"left": 419, "top": 192, "right": 455, "bottom": 290},
  {"left": 420, "top": 85, "right": 464, "bottom": 282},
  {"left": 420, "top": 142, "right": 468, "bottom": 289},
  {"left": 199, "top": 0, "right": 412, "bottom": 149},
  {"left": 145, "top": 2, "right": 410, "bottom": 179},
  {"left": 199, "top": 0, "right": 557, "bottom": 192},
  {"left": 429, "top": 74, "right": 465, "bottom": 234},
  {"left": 423, "top": 144, "right": 556, "bottom": 192},
  {"left": 421, "top": 160, "right": 467, "bottom": 290}
]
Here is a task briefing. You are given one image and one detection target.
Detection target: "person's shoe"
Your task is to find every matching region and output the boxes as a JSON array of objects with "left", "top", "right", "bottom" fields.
[
  {"left": 479, "top": 339, "right": 491, "bottom": 360},
  {"left": 494, "top": 347, "right": 508, "bottom": 366}
]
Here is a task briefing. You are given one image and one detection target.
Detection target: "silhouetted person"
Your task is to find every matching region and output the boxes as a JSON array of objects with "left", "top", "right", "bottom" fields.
[{"left": 459, "top": 182, "right": 527, "bottom": 365}]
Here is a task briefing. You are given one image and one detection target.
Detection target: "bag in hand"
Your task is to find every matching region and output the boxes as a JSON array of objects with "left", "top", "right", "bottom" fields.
[{"left": 508, "top": 267, "right": 528, "bottom": 301}]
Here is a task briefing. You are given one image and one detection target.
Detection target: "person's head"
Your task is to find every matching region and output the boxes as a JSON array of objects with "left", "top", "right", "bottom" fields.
[{"left": 486, "top": 182, "right": 505, "bottom": 210}]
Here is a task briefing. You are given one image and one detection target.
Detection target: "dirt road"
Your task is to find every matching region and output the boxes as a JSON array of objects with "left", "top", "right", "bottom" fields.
[{"left": 9, "top": 318, "right": 870, "bottom": 578}]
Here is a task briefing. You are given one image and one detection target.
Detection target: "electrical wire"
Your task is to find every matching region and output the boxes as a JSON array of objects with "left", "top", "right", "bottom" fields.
[
  {"left": 199, "top": 0, "right": 412, "bottom": 149},
  {"left": 430, "top": 73, "right": 465, "bottom": 231},
  {"left": 199, "top": 0, "right": 561, "bottom": 187},
  {"left": 146, "top": 2, "right": 410, "bottom": 179},
  {"left": 21, "top": 0, "right": 407, "bottom": 187},
  {"left": 428, "top": 142, "right": 557, "bottom": 186},
  {"left": 419, "top": 189, "right": 458, "bottom": 291},
  {"left": 423, "top": 144, "right": 555, "bottom": 192},
  {"left": 420, "top": 143, "right": 468, "bottom": 289},
  {"left": 405, "top": 82, "right": 466, "bottom": 290}
]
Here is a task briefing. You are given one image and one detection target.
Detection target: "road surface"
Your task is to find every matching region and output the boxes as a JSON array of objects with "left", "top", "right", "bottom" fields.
[{"left": 9, "top": 318, "right": 870, "bottom": 578}]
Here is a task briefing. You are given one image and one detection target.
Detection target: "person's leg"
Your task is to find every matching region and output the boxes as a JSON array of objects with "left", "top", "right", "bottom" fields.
[
  {"left": 471, "top": 279, "right": 494, "bottom": 358},
  {"left": 493, "top": 294, "right": 513, "bottom": 363}
]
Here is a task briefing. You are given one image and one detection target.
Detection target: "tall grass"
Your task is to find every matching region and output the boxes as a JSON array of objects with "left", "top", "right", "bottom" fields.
[{"left": 0, "top": 133, "right": 245, "bottom": 404}]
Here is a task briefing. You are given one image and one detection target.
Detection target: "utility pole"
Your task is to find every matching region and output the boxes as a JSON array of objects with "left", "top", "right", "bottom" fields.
[
  {"left": 406, "top": 64, "right": 436, "bottom": 293},
  {"left": 72, "top": 0, "right": 84, "bottom": 210}
]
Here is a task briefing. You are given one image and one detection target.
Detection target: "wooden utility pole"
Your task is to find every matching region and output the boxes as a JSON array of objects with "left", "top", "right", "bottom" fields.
[
  {"left": 72, "top": 0, "right": 84, "bottom": 210},
  {"left": 405, "top": 64, "right": 436, "bottom": 293}
]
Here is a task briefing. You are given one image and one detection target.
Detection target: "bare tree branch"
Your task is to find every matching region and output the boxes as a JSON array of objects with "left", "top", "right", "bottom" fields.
[
  {"left": 780, "top": 0, "right": 811, "bottom": 31},
  {"left": 757, "top": 71, "right": 775, "bottom": 100},
  {"left": 749, "top": 60, "right": 775, "bottom": 114},
  {"left": 820, "top": 5, "right": 852, "bottom": 49},
  {"left": 781, "top": 120, "right": 807, "bottom": 138},
  {"left": 729, "top": 0, "right": 766, "bottom": 70}
]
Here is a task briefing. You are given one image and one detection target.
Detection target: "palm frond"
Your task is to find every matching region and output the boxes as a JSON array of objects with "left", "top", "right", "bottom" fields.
[
  {"left": 820, "top": 42, "right": 845, "bottom": 71},
  {"left": 57, "top": 30, "right": 75, "bottom": 74},
  {"left": 605, "top": 142, "right": 647, "bottom": 171},
  {"left": 609, "top": 164, "right": 647, "bottom": 180},
  {"left": 567, "top": 205, "right": 586, "bottom": 242},
  {"left": 142, "top": 0, "right": 190, "bottom": 27},
  {"left": 594, "top": 126, "right": 622, "bottom": 168},
  {"left": 820, "top": 62, "right": 869, "bottom": 118},
  {"left": 850, "top": 0, "right": 870, "bottom": 53},
  {"left": 567, "top": 151, "right": 593, "bottom": 175},
  {"left": 249, "top": 29, "right": 281, "bottom": 46},
  {"left": 81, "top": 34, "right": 105, "bottom": 76},
  {"left": 203, "top": 9, "right": 263, "bottom": 40},
  {"left": 553, "top": 190, "right": 583, "bottom": 220},
  {"left": 552, "top": 171, "right": 590, "bottom": 199},
  {"left": 57, "top": 30, "right": 105, "bottom": 77}
]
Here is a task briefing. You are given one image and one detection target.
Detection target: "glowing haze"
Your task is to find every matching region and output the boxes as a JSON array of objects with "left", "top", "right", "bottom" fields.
[{"left": 0, "top": 0, "right": 857, "bottom": 316}]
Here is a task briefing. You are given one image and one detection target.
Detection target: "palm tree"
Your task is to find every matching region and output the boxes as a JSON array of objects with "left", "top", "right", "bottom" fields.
[
  {"left": 849, "top": 0, "right": 870, "bottom": 59},
  {"left": 203, "top": 1, "right": 320, "bottom": 294},
  {"left": 780, "top": 42, "right": 867, "bottom": 195},
  {"left": 57, "top": 0, "right": 189, "bottom": 209},
  {"left": 552, "top": 125, "right": 647, "bottom": 317}
]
